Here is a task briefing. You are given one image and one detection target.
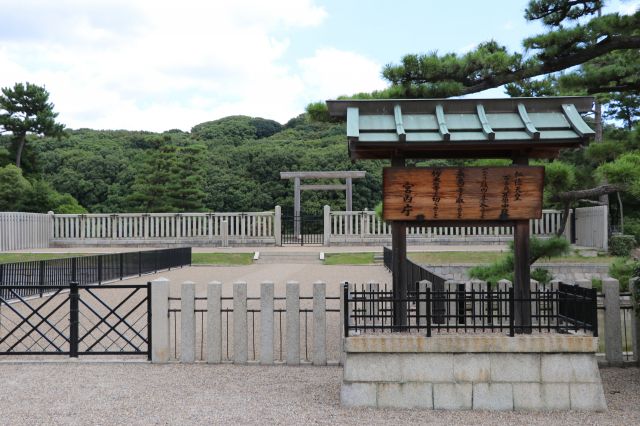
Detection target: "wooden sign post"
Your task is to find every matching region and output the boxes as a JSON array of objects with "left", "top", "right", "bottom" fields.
[{"left": 383, "top": 165, "right": 544, "bottom": 333}]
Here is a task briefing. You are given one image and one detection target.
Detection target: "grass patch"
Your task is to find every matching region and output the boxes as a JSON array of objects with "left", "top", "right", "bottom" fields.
[
  {"left": 408, "top": 251, "right": 616, "bottom": 265},
  {"left": 324, "top": 252, "right": 375, "bottom": 265},
  {"left": 0, "top": 253, "right": 87, "bottom": 264},
  {"left": 191, "top": 252, "right": 254, "bottom": 265}
]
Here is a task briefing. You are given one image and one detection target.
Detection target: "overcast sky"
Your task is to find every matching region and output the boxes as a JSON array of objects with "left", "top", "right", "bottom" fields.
[{"left": 1, "top": 0, "right": 638, "bottom": 132}]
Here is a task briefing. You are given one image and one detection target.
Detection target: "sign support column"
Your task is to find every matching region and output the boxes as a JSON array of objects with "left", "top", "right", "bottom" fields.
[
  {"left": 513, "top": 157, "right": 532, "bottom": 333},
  {"left": 391, "top": 157, "right": 407, "bottom": 328}
]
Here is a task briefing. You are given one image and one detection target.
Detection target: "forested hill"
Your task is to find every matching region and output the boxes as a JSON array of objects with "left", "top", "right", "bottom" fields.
[{"left": 0, "top": 115, "right": 386, "bottom": 214}]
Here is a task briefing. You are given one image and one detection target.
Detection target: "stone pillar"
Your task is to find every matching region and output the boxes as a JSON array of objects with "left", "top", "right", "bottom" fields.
[
  {"left": 260, "top": 281, "right": 274, "bottom": 365},
  {"left": 151, "top": 277, "right": 170, "bottom": 363},
  {"left": 323, "top": 205, "right": 331, "bottom": 247},
  {"left": 206, "top": 281, "right": 222, "bottom": 363},
  {"left": 603, "top": 278, "right": 623, "bottom": 366},
  {"left": 630, "top": 277, "right": 640, "bottom": 364},
  {"left": 286, "top": 281, "right": 300, "bottom": 365},
  {"left": 181, "top": 281, "right": 196, "bottom": 363},
  {"left": 274, "top": 206, "right": 282, "bottom": 246},
  {"left": 233, "top": 281, "right": 248, "bottom": 364},
  {"left": 221, "top": 220, "right": 229, "bottom": 247},
  {"left": 313, "top": 281, "right": 327, "bottom": 366}
]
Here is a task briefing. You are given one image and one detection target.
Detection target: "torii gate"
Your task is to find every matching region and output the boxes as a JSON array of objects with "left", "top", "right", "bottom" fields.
[{"left": 280, "top": 171, "right": 366, "bottom": 236}]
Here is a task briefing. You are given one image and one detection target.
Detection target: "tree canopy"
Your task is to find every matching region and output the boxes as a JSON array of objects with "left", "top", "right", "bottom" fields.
[{"left": 0, "top": 82, "right": 66, "bottom": 169}]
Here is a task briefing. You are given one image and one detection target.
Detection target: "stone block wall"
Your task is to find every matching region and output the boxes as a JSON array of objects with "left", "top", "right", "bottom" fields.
[{"left": 341, "top": 335, "right": 606, "bottom": 411}]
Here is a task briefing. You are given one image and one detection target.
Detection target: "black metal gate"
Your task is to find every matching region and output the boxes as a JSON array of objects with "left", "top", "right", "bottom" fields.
[
  {"left": 282, "top": 215, "right": 324, "bottom": 245},
  {"left": 0, "top": 282, "right": 151, "bottom": 358}
]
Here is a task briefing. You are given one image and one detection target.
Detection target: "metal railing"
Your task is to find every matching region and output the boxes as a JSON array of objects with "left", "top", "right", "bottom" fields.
[
  {"left": 383, "top": 246, "right": 447, "bottom": 293},
  {"left": 343, "top": 281, "right": 598, "bottom": 337},
  {"left": 0, "top": 247, "right": 191, "bottom": 301}
]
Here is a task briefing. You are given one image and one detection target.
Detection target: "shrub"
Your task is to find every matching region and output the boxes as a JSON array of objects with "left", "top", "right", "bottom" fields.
[
  {"left": 609, "top": 234, "right": 637, "bottom": 257},
  {"left": 591, "top": 278, "right": 603, "bottom": 292},
  {"left": 609, "top": 258, "right": 640, "bottom": 291},
  {"left": 531, "top": 268, "right": 553, "bottom": 285},
  {"left": 623, "top": 218, "right": 640, "bottom": 250}
]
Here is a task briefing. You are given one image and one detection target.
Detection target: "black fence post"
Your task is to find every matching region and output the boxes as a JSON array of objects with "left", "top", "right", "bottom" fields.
[
  {"left": 119, "top": 253, "right": 124, "bottom": 280},
  {"left": 426, "top": 288, "right": 432, "bottom": 337},
  {"left": 509, "top": 287, "right": 515, "bottom": 337},
  {"left": 138, "top": 251, "right": 142, "bottom": 277},
  {"left": 71, "top": 258, "right": 77, "bottom": 283},
  {"left": 147, "top": 281, "right": 152, "bottom": 361},
  {"left": 97, "top": 256, "right": 103, "bottom": 285},
  {"left": 38, "top": 260, "right": 45, "bottom": 297},
  {"left": 343, "top": 283, "right": 349, "bottom": 337},
  {"left": 590, "top": 288, "right": 598, "bottom": 337},
  {"left": 69, "top": 281, "right": 79, "bottom": 358}
]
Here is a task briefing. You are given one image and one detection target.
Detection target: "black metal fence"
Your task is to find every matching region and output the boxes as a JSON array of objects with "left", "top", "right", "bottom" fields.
[
  {"left": 383, "top": 246, "right": 447, "bottom": 293},
  {"left": 282, "top": 215, "right": 324, "bottom": 245},
  {"left": 0, "top": 282, "right": 151, "bottom": 357},
  {"left": 0, "top": 247, "right": 191, "bottom": 301},
  {"left": 344, "top": 281, "right": 598, "bottom": 337}
]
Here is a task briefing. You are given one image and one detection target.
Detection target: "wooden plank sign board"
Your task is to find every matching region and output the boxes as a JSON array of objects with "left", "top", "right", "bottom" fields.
[{"left": 383, "top": 166, "right": 544, "bottom": 221}]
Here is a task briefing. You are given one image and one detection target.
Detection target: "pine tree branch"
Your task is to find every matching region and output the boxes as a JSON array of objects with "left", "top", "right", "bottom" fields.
[
  {"left": 551, "top": 183, "right": 625, "bottom": 202},
  {"left": 458, "top": 35, "right": 640, "bottom": 95}
]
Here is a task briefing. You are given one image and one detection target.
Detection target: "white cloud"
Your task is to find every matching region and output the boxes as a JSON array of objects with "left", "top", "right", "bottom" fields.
[
  {"left": 298, "top": 48, "right": 386, "bottom": 101},
  {"left": 616, "top": 0, "right": 640, "bottom": 14},
  {"left": 0, "top": 0, "right": 373, "bottom": 131}
]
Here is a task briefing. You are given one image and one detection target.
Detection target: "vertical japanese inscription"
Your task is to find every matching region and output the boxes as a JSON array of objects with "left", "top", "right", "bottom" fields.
[
  {"left": 500, "top": 174, "right": 511, "bottom": 219},
  {"left": 514, "top": 171, "right": 523, "bottom": 201},
  {"left": 431, "top": 169, "right": 442, "bottom": 218},
  {"left": 401, "top": 181, "right": 414, "bottom": 216},
  {"left": 479, "top": 168, "right": 489, "bottom": 219},
  {"left": 455, "top": 168, "right": 464, "bottom": 219}
]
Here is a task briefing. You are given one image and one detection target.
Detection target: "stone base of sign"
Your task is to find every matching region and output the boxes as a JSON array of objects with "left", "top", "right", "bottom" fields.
[{"left": 341, "top": 335, "right": 606, "bottom": 411}]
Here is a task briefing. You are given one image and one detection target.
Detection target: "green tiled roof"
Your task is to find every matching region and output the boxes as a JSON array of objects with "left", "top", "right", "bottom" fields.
[{"left": 326, "top": 97, "right": 595, "bottom": 160}]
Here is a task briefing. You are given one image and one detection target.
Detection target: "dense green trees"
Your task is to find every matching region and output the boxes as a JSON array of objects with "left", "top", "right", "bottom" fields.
[{"left": 0, "top": 114, "right": 381, "bottom": 214}]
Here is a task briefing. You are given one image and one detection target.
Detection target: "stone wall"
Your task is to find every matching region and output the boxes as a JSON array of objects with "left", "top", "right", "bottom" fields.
[{"left": 341, "top": 335, "right": 607, "bottom": 411}]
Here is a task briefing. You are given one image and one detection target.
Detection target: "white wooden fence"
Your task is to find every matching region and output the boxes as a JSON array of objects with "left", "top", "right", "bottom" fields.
[
  {"left": 328, "top": 209, "right": 569, "bottom": 244},
  {"left": 0, "top": 212, "right": 51, "bottom": 251},
  {"left": 575, "top": 205, "right": 609, "bottom": 251},
  {"left": 51, "top": 212, "right": 276, "bottom": 245},
  {"left": 1, "top": 206, "right": 609, "bottom": 249}
]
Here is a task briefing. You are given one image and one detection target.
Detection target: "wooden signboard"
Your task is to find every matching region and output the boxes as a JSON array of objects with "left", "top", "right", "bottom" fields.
[{"left": 383, "top": 166, "right": 544, "bottom": 221}]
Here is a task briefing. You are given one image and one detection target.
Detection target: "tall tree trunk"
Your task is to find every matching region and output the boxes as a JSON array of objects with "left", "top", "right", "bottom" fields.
[
  {"left": 14, "top": 135, "right": 26, "bottom": 169},
  {"left": 555, "top": 201, "right": 572, "bottom": 238},
  {"left": 617, "top": 191, "right": 624, "bottom": 232}
]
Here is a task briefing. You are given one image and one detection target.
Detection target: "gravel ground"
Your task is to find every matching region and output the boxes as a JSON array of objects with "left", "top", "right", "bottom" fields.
[{"left": 0, "top": 364, "right": 638, "bottom": 425}]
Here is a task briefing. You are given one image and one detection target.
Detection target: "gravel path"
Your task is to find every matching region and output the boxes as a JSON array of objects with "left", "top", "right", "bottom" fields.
[{"left": 0, "top": 364, "right": 638, "bottom": 425}]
